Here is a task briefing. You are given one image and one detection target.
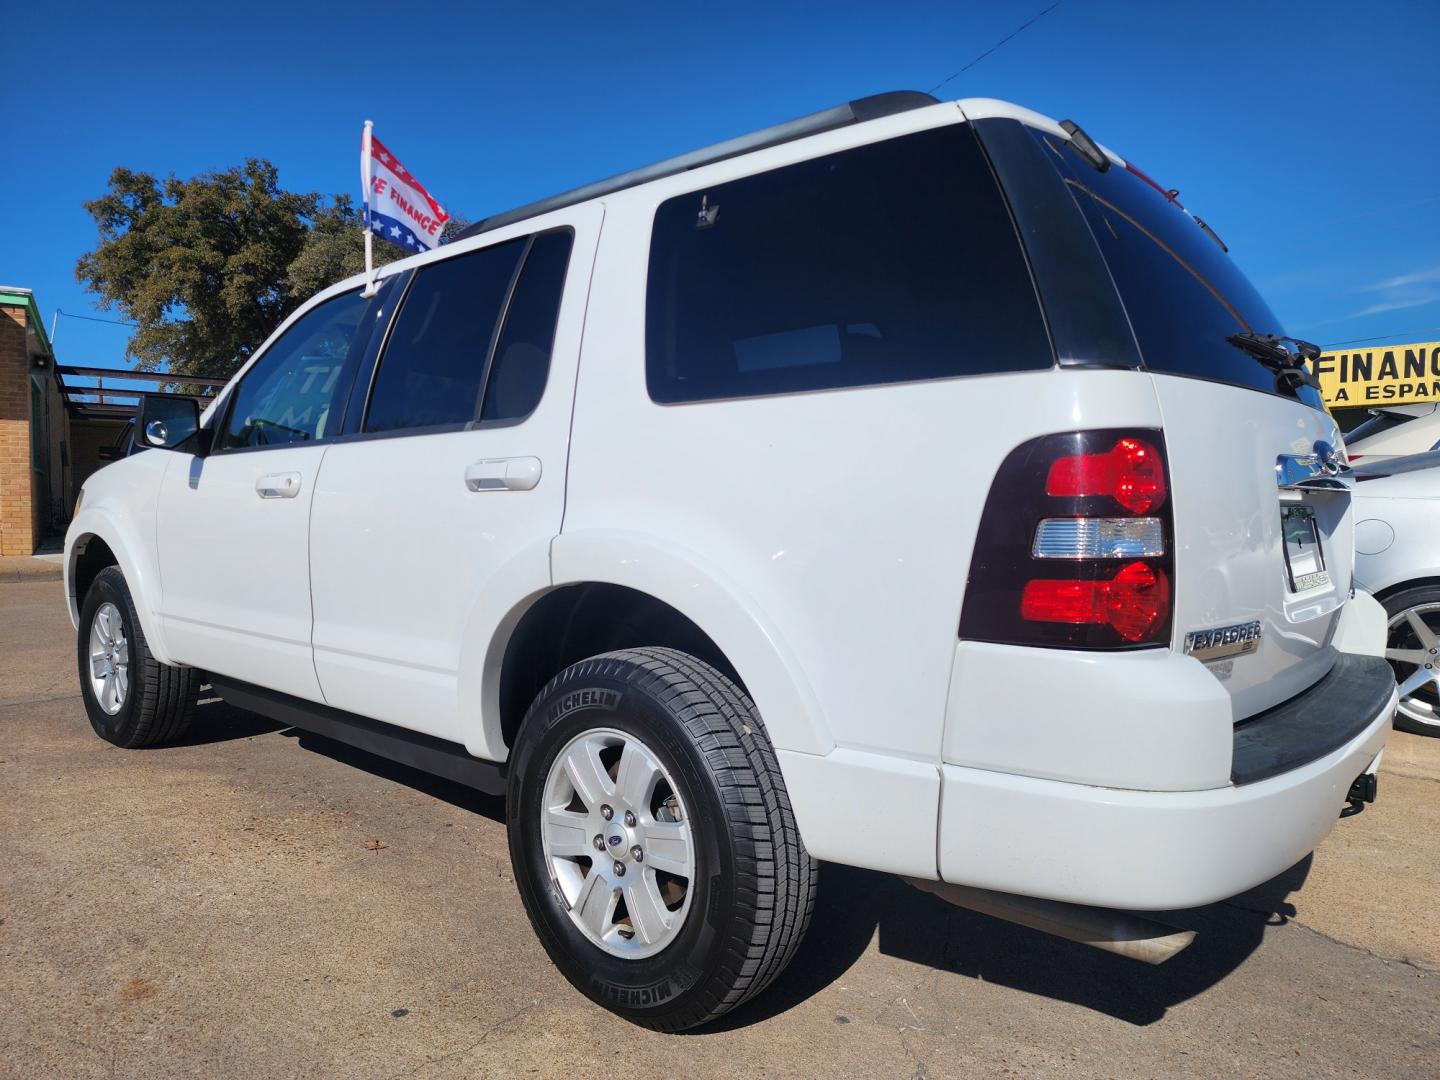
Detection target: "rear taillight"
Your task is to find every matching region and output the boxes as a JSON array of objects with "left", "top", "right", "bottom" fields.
[
  {"left": 1045, "top": 437, "right": 1167, "bottom": 514},
  {"left": 960, "top": 430, "right": 1174, "bottom": 649}
]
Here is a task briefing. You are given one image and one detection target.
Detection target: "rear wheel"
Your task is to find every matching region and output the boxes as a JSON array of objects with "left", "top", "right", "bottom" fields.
[
  {"left": 1381, "top": 585, "right": 1440, "bottom": 737},
  {"left": 77, "top": 566, "right": 199, "bottom": 748},
  {"left": 507, "top": 647, "right": 816, "bottom": 1031}
]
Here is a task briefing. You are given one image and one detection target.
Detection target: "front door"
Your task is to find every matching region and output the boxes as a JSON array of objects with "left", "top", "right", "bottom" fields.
[
  {"left": 155, "top": 288, "right": 375, "bottom": 701},
  {"left": 309, "top": 211, "right": 599, "bottom": 746}
]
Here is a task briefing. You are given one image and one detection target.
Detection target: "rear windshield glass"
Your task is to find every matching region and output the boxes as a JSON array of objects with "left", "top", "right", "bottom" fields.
[
  {"left": 646, "top": 124, "right": 1053, "bottom": 404},
  {"left": 1345, "top": 410, "right": 1416, "bottom": 444},
  {"left": 1034, "top": 131, "right": 1323, "bottom": 409}
]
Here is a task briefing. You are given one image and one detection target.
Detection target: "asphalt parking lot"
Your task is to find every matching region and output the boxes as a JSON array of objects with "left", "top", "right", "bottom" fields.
[{"left": 2, "top": 577, "right": 1437, "bottom": 1078}]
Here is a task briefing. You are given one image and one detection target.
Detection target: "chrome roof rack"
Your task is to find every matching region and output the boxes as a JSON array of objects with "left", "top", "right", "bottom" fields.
[{"left": 454, "top": 90, "right": 940, "bottom": 241}]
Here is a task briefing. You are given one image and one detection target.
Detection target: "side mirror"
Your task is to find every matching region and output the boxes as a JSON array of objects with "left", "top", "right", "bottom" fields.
[{"left": 137, "top": 395, "right": 203, "bottom": 452}]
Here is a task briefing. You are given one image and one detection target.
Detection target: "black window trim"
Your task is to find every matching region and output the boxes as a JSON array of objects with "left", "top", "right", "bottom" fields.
[
  {"left": 209, "top": 284, "right": 376, "bottom": 457},
  {"left": 348, "top": 225, "right": 576, "bottom": 441}
]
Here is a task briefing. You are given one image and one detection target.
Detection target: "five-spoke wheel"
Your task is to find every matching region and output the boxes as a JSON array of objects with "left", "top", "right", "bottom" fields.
[{"left": 1385, "top": 598, "right": 1440, "bottom": 735}]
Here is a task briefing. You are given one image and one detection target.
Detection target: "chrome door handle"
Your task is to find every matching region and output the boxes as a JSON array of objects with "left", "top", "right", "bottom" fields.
[
  {"left": 256, "top": 471, "right": 302, "bottom": 499},
  {"left": 464, "top": 457, "right": 542, "bottom": 492}
]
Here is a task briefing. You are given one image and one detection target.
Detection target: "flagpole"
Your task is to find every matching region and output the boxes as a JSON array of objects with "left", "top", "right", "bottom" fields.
[{"left": 361, "top": 119, "right": 376, "bottom": 298}]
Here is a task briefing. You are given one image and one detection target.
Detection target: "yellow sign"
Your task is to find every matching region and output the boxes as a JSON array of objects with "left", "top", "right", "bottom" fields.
[{"left": 1316, "top": 341, "right": 1440, "bottom": 408}]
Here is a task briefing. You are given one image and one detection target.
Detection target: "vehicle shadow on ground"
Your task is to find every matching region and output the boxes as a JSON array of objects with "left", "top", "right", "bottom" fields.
[
  {"left": 185, "top": 697, "right": 507, "bottom": 821},
  {"left": 166, "top": 694, "right": 287, "bottom": 746},
  {"left": 188, "top": 697, "right": 1315, "bottom": 1029},
  {"left": 707, "top": 855, "right": 1314, "bottom": 1030}
]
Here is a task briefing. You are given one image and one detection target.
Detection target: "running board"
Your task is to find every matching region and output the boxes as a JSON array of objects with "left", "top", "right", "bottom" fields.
[{"left": 208, "top": 677, "right": 507, "bottom": 796}]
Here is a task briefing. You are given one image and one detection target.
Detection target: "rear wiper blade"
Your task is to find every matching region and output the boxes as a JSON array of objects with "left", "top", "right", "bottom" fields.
[{"left": 1225, "top": 333, "right": 1322, "bottom": 392}]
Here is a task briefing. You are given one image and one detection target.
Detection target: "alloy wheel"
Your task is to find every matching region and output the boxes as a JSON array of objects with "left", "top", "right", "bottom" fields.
[
  {"left": 87, "top": 601, "right": 130, "bottom": 716},
  {"left": 1385, "top": 602, "right": 1440, "bottom": 730},
  {"left": 540, "top": 727, "right": 695, "bottom": 959}
]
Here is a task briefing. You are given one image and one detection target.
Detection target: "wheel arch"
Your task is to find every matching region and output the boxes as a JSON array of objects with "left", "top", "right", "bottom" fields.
[
  {"left": 66, "top": 508, "right": 176, "bottom": 665},
  {"left": 1373, "top": 575, "right": 1440, "bottom": 605},
  {"left": 463, "top": 531, "right": 834, "bottom": 764}
]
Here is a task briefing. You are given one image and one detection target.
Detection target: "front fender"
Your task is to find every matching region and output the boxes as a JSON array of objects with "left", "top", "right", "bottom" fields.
[
  {"left": 548, "top": 530, "right": 834, "bottom": 758},
  {"left": 65, "top": 504, "right": 176, "bottom": 666}
]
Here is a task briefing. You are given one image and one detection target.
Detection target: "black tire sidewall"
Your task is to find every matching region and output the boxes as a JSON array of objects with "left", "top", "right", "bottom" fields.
[
  {"left": 508, "top": 662, "right": 739, "bottom": 1024},
  {"left": 77, "top": 568, "right": 141, "bottom": 745}
]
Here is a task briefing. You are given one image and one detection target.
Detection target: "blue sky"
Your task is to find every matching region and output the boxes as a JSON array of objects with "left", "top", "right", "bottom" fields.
[{"left": 4, "top": 0, "right": 1439, "bottom": 376}]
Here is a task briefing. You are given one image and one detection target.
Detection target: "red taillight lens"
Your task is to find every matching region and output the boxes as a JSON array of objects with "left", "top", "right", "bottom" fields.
[
  {"left": 960, "top": 429, "right": 1173, "bottom": 649},
  {"left": 1046, "top": 437, "right": 1167, "bottom": 514},
  {"left": 1020, "top": 562, "right": 1170, "bottom": 643}
]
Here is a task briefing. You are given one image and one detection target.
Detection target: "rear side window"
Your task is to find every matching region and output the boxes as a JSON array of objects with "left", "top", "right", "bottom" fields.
[
  {"left": 646, "top": 124, "right": 1052, "bottom": 404},
  {"left": 1038, "top": 131, "right": 1324, "bottom": 409},
  {"left": 481, "top": 230, "right": 574, "bottom": 422},
  {"left": 365, "top": 239, "right": 525, "bottom": 433},
  {"left": 220, "top": 290, "right": 370, "bottom": 450}
]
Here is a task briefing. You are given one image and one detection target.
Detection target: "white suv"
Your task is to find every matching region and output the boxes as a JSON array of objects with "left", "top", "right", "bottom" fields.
[{"left": 65, "top": 92, "right": 1397, "bottom": 1031}]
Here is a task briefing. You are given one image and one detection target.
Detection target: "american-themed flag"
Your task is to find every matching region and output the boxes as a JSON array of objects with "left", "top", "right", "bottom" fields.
[{"left": 360, "top": 122, "right": 449, "bottom": 290}]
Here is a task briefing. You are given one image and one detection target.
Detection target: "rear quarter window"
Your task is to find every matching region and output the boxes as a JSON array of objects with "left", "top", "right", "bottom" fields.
[{"left": 645, "top": 124, "right": 1053, "bottom": 404}]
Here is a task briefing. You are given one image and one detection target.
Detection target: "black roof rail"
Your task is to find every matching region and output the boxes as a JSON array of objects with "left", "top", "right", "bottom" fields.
[{"left": 454, "top": 90, "right": 941, "bottom": 242}]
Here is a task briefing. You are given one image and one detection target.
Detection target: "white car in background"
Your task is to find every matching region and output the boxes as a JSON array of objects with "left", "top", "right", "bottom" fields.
[
  {"left": 1343, "top": 403, "right": 1440, "bottom": 462},
  {"left": 1352, "top": 449, "right": 1440, "bottom": 736}
]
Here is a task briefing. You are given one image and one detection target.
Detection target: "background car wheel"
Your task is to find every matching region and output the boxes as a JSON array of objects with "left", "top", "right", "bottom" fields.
[
  {"left": 1381, "top": 585, "right": 1440, "bottom": 738},
  {"left": 507, "top": 647, "right": 816, "bottom": 1032},
  {"left": 77, "top": 566, "right": 199, "bottom": 748}
]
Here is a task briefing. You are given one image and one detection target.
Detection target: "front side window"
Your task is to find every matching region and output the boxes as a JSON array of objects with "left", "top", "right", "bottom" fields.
[
  {"left": 645, "top": 124, "right": 1052, "bottom": 404},
  {"left": 364, "top": 239, "right": 525, "bottom": 433},
  {"left": 220, "top": 290, "right": 371, "bottom": 450}
]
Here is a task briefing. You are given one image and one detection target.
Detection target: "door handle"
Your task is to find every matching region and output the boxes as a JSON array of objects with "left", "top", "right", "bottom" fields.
[
  {"left": 464, "top": 457, "right": 542, "bottom": 492},
  {"left": 256, "top": 471, "right": 302, "bottom": 499}
]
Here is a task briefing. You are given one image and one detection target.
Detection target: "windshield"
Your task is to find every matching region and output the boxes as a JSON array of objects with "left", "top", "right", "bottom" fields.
[{"left": 1033, "top": 130, "right": 1324, "bottom": 410}]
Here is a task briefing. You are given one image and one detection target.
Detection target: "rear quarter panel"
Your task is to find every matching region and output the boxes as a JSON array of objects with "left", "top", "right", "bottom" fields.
[{"left": 563, "top": 184, "right": 1168, "bottom": 764}]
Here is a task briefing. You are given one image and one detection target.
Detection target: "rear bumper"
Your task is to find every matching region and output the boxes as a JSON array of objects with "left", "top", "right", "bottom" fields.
[{"left": 936, "top": 653, "right": 1396, "bottom": 910}]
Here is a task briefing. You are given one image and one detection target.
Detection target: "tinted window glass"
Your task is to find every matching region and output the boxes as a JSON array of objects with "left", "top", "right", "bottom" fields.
[
  {"left": 221, "top": 290, "right": 370, "bottom": 449},
  {"left": 646, "top": 125, "right": 1052, "bottom": 404},
  {"left": 365, "top": 240, "right": 525, "bottom": 433},
  {"left": 1345, "top": 410, "right": 1415, "bottom": 443},
  {"left": 481, "top": 230, "right": 574, "bottom": 422},
  {"left": 1038, "top": 131, "right": 1323, "bottom": 408}
]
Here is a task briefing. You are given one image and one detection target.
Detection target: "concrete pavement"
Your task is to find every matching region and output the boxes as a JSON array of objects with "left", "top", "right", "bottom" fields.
[{"left": 1, "top": 578, "right": 1436, "bottom": 1078}]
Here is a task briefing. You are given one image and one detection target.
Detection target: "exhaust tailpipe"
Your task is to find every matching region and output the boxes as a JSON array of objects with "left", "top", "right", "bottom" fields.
[{"left": 904, "top": 878, "right": 1196, "bottom": 965}]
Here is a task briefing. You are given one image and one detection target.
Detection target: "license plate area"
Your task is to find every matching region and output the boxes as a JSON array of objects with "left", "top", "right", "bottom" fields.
[{"left": 1281, "top": 505, "right": 1329, "bottom": 592}]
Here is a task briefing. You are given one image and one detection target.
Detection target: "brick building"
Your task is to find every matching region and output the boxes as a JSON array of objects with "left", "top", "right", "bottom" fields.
[{"left": 1, "top": 287, "right": 127, "bottom": 555}]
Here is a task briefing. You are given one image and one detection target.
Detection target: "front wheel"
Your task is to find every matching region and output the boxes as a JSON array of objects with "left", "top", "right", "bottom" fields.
[
  {"left": 507, "top": 648, "right": 816, "bottom": 1031},
  {"left": 77, "top": 566, "right": 199, "bottom": 748},
  {"left": 1382, "top": 585, "right": 1440, "bottom": 737}
]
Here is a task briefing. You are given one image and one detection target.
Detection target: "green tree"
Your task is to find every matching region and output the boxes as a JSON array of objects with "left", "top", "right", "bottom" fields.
[{"left": 76, "top": 160, "right": 463, "bottom": 380}]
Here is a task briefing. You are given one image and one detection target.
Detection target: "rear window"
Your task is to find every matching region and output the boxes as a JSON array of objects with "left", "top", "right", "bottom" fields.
[
  {"left": 646, "top": 124, "right": 1052, "bottom": 404},
  {"left": 1346, "top": 410, "right": 1416, "bottom": 444},
  {"left": 1036, "top": 131, "right": 1324, "bottom": 409}
]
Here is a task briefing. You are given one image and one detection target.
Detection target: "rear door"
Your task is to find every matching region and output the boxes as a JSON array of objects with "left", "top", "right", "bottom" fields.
[
  {"left": 307, "top": 213, "right": 597, "bottom": 745},
  {"left": 1029, "top": 125, "right": 1351, "bottom": 718}
]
